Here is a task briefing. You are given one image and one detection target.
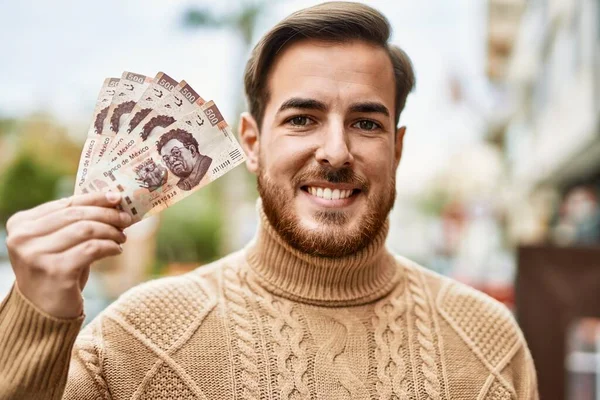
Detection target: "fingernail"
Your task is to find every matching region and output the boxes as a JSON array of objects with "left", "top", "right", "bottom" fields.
[
  {"left": 120, "top": 211, "right": 132, "bottom": 225},
  {"left": 106, "top": 191, "right": 121, "bottom": 202},
  {"left": 118, "top": 244, "right": 123, "bottom": 252}
]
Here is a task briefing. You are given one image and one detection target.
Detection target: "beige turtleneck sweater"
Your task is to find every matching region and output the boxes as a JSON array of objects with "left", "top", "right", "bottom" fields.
[{"left": 0, "top": 208, "right": 538, "bottom": 399}]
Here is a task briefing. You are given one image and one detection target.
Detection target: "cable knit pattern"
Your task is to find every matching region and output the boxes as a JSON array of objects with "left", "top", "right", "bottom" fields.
[
  {"left": 312, "top": 310, "right": 370, "bottom": 399},
  {"left": 314, "top": 317, "right": 348, "bottom": 397},
  {"left": 373, "top": 282, "right": 409, "bottom": 400},
  {"left": 406, "top": 264, "right": 442, "bottom": 400},
  {"left": 0, "top": 203, "right": 538, "bottom": 399},
  {"left": 75, "top": 322, "right": 110, "bottom": 399},
  {"left": 437, "top": 281, "right": 520, "bottom": 369},
  {"left": 485, "top": 379, "right": 513, "bottom": 400},
  {"left": 223, "top": 266, "right": 261, "bottom": 400},
  {"left": 255, "top": 286, "right": 310, "bottom": 400},
  {"left": 138, "top": 364, "right": 195, "bottom": 400}
]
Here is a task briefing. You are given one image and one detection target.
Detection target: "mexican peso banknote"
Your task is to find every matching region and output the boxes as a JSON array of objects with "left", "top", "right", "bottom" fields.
[
  {"left": 74, "top": 77, "right": 119, "bottom": 194},
  {"left": 88, "top": 101, "right": 245, "bottom": 222}
]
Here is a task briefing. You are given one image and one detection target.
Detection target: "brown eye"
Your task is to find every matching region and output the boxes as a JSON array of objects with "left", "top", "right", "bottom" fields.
[
  {"left": 289, "top": 116, "right": 310, "bottom": 126},
  {"left": 354, "top": 120, "right": 379, "bottom": 131}
]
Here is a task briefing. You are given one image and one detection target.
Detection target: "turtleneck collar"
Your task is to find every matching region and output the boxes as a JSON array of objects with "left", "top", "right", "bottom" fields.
[{"left": 244, "top": 201, "right": 401, "bottom": 306}]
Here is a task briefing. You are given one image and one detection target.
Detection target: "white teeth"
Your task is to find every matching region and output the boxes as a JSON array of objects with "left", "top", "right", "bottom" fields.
[{"left": 307, "top": 186, "right": 354, "bottom": 200}]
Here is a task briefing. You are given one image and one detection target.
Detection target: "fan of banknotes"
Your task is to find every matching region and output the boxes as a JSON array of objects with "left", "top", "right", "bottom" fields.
[{"left": 74, "top": 71, "right": 246, "bottom": 224}]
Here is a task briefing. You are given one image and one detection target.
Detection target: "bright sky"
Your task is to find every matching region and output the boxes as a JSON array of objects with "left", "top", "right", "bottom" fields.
[{"left": 0, "top": 0, "right": 492, "bottom": 195}]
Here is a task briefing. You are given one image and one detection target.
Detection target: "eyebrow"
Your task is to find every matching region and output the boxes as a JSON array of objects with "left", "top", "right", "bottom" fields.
[
  {"left": 277, "top": 97, "right": 390, "bottom": 118},
  {"left": 349, "top": 101, "right": 390, "bottom": 117},
  {"left": 277, "top": 97, "right": 328, "bottom": 113}
]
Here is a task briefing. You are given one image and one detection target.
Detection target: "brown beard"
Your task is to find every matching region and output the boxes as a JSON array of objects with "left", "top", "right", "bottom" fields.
[{"left": 258, "top": 164, "right": 396, "bottom": 257}]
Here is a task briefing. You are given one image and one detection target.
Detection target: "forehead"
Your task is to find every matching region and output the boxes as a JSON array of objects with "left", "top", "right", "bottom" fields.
[
  {"left": 265, "top": 39, "right": 395, "bottom": 112},
  {"left": 161, "top": 138, "right": 183, "bottom": 152}
]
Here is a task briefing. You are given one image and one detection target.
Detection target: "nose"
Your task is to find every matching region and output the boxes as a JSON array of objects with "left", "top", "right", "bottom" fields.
[{"left": 315, "top": 123, "right": 354, "bottom": 169}]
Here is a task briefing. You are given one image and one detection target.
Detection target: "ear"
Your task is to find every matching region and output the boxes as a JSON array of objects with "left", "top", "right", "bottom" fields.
[
  {"left": 239, "top": 112, "right": 260, "bottom": 175},
  {"left": 393, "top": 126, "right": 406, "bottom": 169},
  {"left": 187, "top": 145, "right": 198, "bottom": 157}
]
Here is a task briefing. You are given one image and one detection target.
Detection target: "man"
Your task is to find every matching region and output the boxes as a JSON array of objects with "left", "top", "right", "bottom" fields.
[
  {"left": 0, "top": 2, "right": 538, "bottom": 399},
  {"left": 156, "top": 128, "right": 212, "bottom": 191}
]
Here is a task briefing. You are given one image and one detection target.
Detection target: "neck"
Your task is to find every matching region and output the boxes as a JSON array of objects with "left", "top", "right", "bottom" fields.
[{"left": 245, "top": 202, "right": 401, "bottom": 306}]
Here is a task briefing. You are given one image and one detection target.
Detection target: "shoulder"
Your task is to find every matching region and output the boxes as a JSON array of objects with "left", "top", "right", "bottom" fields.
[
  {"left": 107, "top": 251, "right": 247, "bottom": 313},
  {"left": 98, "top": 251, "right": 244, "bottom": 349},
  {"left": 396, "top": 255, "right": 526, "bottom": 369}
]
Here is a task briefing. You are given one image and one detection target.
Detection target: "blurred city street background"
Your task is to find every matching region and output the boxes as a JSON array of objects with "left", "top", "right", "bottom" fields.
[{"left": 0, "top": 0, "right": 599, "bottom": 398}]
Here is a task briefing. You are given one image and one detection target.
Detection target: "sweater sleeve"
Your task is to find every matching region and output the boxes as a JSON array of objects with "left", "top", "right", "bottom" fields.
[
  {"left": 0, "top": 285, "right": 108, "bottom": 400},
  {"left": 510, "top": 340, "right": 539, "bottom": 400},
  {"left": 491, "top": 332, "right": 539, "bottom": 400}
]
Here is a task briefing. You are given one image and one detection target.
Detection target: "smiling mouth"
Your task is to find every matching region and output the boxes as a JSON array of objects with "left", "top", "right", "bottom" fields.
[{"left": 301, "top": 186, "right": 360, "bottom": 200}]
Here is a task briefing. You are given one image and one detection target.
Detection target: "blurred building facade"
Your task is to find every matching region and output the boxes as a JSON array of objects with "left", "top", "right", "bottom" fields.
[
  {"left": 486, "top": 1, "right": 600, "bottom": 398},
  {"left": 487, "top": 0, "right": 600, "bottom": 246}
]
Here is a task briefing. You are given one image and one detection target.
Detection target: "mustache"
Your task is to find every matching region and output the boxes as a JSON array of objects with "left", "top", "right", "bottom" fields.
[{"left": 293, "top": 166, "right": 369, "bottom": 191}]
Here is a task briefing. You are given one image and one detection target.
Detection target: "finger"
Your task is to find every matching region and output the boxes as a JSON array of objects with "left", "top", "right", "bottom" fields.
[
  {"left": 6, "top": 197, "right": 72, "bottom": 233},
  {"left": 36, "top": 221, "right": 127, "bottom": 254},
  {"left": 8, "top": 192, "right": 123, "bottom": 230},
  {"left": 16, "top": 205, "right": 132, "bottom": 238},
  {"left": 67, "top": 191, "right": 124, "bottom": 209},
  {"left": 53, "top": 239, "right": 123, "bottom": 271}
]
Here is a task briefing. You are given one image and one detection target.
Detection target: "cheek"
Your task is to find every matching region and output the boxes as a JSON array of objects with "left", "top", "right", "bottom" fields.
[
  {"left": 352, "top": 140, "right": 396, "bottom": 182},
  {"left": 261, "top": 135, "right": 316, "bottom": 179}
]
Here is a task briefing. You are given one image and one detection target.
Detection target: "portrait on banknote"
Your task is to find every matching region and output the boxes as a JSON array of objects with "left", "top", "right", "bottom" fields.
[
  {"left": 134, "top": 158, "right": 168, "bottom": 192},
  {"left": 156, "top": 128, "right": 212, "bottom": 191}
]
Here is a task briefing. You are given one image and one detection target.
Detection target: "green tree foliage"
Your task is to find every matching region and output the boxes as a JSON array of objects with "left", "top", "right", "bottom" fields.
[
  {"left": 0, "top": 114, "right": 80, "bottom": 224},
  {"left": 0, "top": 154, "right": 62, "bottom": 224},
  {"left": 180, "top": 1, "right": 271, "bottom": 254},
  {"left": 182, "top": 2, "right": 266, "bottom": 45},
  {"left": 154, "top": 183, "right": 223, "bottom": 272}
]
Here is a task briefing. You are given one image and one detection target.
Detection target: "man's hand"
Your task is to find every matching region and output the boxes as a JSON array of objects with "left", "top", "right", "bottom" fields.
[{"left": 5, "top": 192, "right": 133, "bottom": 319}]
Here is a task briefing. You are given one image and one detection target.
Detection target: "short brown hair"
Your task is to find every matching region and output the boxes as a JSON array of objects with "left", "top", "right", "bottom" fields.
[{"left": 244, "top": 1, "right": 416, "bottom": 129}]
